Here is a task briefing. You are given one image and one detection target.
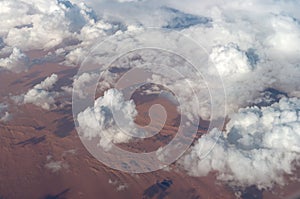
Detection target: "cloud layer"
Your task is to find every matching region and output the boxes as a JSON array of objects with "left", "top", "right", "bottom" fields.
[
  {"left": 68, "top": 0, "right": 300, "bottom": 187},
  {"left": 0, "top": 0, "right": 299, "bottom": 190},
  {"left": 72, "top": 0, "right": 300, "bottom": 120}
]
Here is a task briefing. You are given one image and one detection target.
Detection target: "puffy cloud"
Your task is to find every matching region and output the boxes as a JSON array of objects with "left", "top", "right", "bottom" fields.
[
  {"left": 72, "top": 72, "right": 99, "bottom": 99},
  {"left": 45, "top": 160, "right": 69, "bottom": 172},
  {"left": 71, "top": 70, "right": 124, "bottom": 99},
  {"left": 266, "top": 14, "right": 300, "bottom": 53},
  {"left": 0, "top": 0, "right": 130, "bottom": 70},
  {"left": 108, "top": 179, "right": 129, "bottom": 192},
  {"left": 0, "top": 103, "right": 11, "bottom": 122},
  {"left": 45, "top": 150, "right": 75, "bottom": 172},
  {"left": 45, "top": 154, "right": 70, "bottom": 172},
  {"left": 0, "top": 0, "right": 99, "bottom": 51},
  {"left": 23, "top": 74, "right": 59, "bottom": 110},
  {"left": 2, "top": 0, "right": 67, "bottom": 50},
  {"left": 77, "top": 88, "right": 137, "bottom": 150},
  {"left": 180, "top": 97, "right": 300, "bottom": 189},
  {"left": 34, "top": 74, "right": 58, "bottom": 90},
  {"left": 116, "top": 184, "right": 128, "bottom": 191},
  {"left": 209, "top": 43, "right": 253, "bottom": 77},
  {"left": 0, "top": 112, "right": 11, "bottom": 122},
  {"left": 0, "top": 48, "right": 30, "bottom": 72}
]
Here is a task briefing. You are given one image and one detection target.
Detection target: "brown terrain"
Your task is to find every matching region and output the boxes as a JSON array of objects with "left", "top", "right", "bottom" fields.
[{"left": 0, "top": 55, "right": 299, "bottom": 199}]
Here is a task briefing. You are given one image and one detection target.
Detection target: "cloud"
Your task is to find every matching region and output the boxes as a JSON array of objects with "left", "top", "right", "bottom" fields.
[
  {"left": 266, "top": 14, "right": 300, "bottom": 53},
  {"left": 45, "top": 155, "right": 70, "bottom": 173},
  {"left": 108, "top": 179, "right": 129, "bottom": 192},
  {"left": 0, "top": 0, "right": 131, "bottom": 70},
  {"left": 0, "top": 0, "right": 97, "bottom": 51},
  {"left": 23, "top": 74, "right": 59, "bottom": 110},
  {"left": 116, "top": 184, "right": 128, "bottom": 191},
  {"left": 116, "top": 0, "right": 142, "bottom": 3},
  {"left": 77, "top": 88, "right": 137, "bottom": 150},
  {"left": 45, "top": 160, "right": 69, "bottom": 172},
  {"left": 180, "top": 97, "right": 300, "bottom": 189},
  {"left": 0, "top": 112, "right": 11, "bottom": 122},
  {"left": 45, "top": 150, "right": 76, "bottom": 172},
  {"left": 0, "top": 103, "right": 11, "bottom": 122},
  {"left": 65, "top": 71, "right": 115, "bottom": 101},
  {"left": 0, "top": 0, "right": 115, "bottom": 71},
  {"left": 0, "top": 48, "right": 30, "bottom": 72},
  {"left": 34, "top": 74, "right": 59, "bottom": 90},
  {"left": 209, "top": 43, "right": 253, "bottom": 77},
  {"left": 72, "top": 72, "right": 99, "bottom": 99},
  {"left": 70, "top": 0, "right": 300, "bottom": 121}
]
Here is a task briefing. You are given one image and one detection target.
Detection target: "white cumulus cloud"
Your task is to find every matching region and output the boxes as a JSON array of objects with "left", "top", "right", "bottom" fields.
[
  {"left": 0, "top": 103, "right": 11, "bottom": 122},
  {"left": 0, "top": 48, "right": 30, "bottom": 72},
  {"left": 77, "top": 88, "right": 138, "bottom": 150},
  {"left": 180, "top": 97, "right": 300, "bottom": 189},
  {"left": 209, "top": 43, "right": 253, "bottom": 77},
  {"left": 23, "top": 74, "right": 59, "bottom": 110}
]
